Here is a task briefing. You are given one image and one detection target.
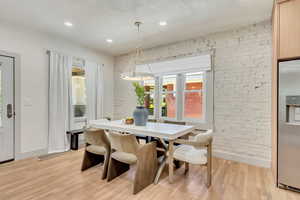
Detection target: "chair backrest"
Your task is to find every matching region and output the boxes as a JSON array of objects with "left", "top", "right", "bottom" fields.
[
  {"left": 84, "top": 128, "right": 110, "bottom": 149},
  {"left": 108, "top": 131, "right": 139, "bottom": 155},
  {"left": 163, "top": 120, "right": 186, "bottom": 125},
  {"left": 194, "top": 129, "right": 213, "bottom": 147}
]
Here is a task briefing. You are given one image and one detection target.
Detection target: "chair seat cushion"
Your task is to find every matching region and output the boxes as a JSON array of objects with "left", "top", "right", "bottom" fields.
[
  {"left": 173, "top": 145, "right": 207, "bottom": 165},
  {"left": 111, "top": 151, "right": 137, "bottom": 165},
  {"left": 86, "top": 145, "right": 106, "bottom": 155}
]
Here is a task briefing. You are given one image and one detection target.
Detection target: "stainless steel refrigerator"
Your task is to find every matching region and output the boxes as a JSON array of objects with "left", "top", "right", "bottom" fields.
[{"left": 278, "top": 59, "right": 300, "bottom": 191}]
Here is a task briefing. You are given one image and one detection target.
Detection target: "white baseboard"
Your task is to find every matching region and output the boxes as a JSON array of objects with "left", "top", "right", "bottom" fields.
[
  {"left": 213, "top": 150, "right": 271, "bottom": 168},
  {"left": 15, "top": 148, "right": 48, "bottom": 160},
  {"left": 14, "top": 148, "right": 271, "bottom": 168}
]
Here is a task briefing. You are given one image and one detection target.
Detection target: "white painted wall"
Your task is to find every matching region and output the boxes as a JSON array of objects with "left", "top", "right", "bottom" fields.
[
  {"left": 114, "top": 21, "right": 272, "bottom": 167},
  {"left": 0, "top": 22, "right": 114, "bottom": 157}
]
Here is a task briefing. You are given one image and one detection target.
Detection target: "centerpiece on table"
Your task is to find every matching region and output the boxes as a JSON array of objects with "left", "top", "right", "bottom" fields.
[{"left": 132, "top": 82, "right": 149, "bottom": 126}]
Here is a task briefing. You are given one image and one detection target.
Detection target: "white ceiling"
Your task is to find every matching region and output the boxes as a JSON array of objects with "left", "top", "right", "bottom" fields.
[{"left": 0, "top": 0, "right": 273, "bottom": 56}]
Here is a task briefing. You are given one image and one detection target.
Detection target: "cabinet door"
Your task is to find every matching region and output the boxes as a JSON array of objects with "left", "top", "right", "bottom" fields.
[{"left": 279, "top": 0, "right": 300, "bottom": 59}]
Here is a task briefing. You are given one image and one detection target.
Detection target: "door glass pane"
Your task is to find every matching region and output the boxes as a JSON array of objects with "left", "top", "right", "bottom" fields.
[
  {"left": 161, "top": 93, "right": 176, "bottom": 118},
  {"left": 72, "top": 67, "right": 87, "bottom": 118},
  {"left": 184, "top": 91, "right": 203, "bottom": 119},
  {"left": 144, "top": 79, "right": 155, "bottom": 116},
  {"left": 145, "top": 93, "right": 154, "bottom": 116},
  {"left": 185, "top": 72, "right": 204, "bottom": 90},
  {"left": 162, "top": 75, "right": 176, "bottom": 92},
  {"left": 0, "top": 70, "right": 2, "bottom": 127}
]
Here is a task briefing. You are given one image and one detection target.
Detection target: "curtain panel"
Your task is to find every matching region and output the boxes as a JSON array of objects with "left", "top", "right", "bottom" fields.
[
  {"left": 85, "top": 61, "right": 104, "bottom": 121},
  {"left": 48, "top": 51, "right": 71, "bottom": 153}
]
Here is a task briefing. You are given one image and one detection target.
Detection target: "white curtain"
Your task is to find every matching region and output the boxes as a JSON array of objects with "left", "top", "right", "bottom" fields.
[
  {"left": 48, "top": 51, "right": 71, "bottom": 153},
  {"left": 85, "top": 61, "right": 104, "bottom": 121}
]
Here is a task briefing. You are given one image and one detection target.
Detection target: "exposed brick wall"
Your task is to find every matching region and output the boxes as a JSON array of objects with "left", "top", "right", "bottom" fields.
[{"left": 114, "top": 21, "right": 272, "bottom": 167}]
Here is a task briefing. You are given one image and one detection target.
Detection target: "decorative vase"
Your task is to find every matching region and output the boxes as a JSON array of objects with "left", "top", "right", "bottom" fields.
[{"left": 133, "top": 106, "right": 149, "bottom": 126}]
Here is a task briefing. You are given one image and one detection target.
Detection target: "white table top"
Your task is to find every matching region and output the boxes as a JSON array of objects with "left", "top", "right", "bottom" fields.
[{"left": 89, "top": 120, "right": 196, "bottom": 140}]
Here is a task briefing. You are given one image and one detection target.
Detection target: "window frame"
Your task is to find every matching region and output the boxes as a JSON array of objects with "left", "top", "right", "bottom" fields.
[
  {"left": 159, "top": 74, "right": 178, "bottom": 121},
  {"left": 182, "top": 71, "right": 206, "bottom": 123},
  {"left": 143, "top": 70, "right": 207, "bottom": 123},
  {"left": 142, "top": 77, "right": 158, "bottom": 119},
  {"left": 70, "top": 63, "right": 87, "bottom": 129}
]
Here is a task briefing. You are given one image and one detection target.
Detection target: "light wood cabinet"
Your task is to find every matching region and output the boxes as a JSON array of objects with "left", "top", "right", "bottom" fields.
[
  {"left": 278, "top": 0, "right": 300, "bottom": 59},
  {"left": 272, "top": 0, "right": 300, "bottom": 186}
]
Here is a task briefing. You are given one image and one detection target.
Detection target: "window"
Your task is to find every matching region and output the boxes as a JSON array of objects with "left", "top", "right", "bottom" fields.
[
  {"left": 144, "top": 79, "right": 155, "bottom": 116},
  {"left": 161, "top": 75, "right": 177, "bottom": 118},
  {"left": 72, "top": 67, "right": 87, "bottom": 118},
  {"left": 138, "top": 55, "right": 211, "bottom": 125},
  {"left": 183, "top": 72, "right": 204, "bottom": 120},
  {"left": 143, "top": 71, "right": 206, "bottom": 122}
]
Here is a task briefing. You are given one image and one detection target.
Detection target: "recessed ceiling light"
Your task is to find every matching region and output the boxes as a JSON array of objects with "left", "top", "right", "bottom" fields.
[
  {"left": 64, "top": 21, "right": 73, "bottom": 27},
  {"left": 106, "top": 39, "right": 113, "bottom": 43},
  {"left": 159, "top": 21, "right": 167, "bottom": 26}
]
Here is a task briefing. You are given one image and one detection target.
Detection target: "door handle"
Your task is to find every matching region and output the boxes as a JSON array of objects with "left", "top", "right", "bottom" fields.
[{"left": 7, "top": 104, "right": 13, "bottom": 119}]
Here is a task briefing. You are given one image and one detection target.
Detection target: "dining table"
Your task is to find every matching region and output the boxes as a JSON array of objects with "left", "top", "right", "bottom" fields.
[{"left": 89, "top": 120, "right": 196, "bottom": 184}]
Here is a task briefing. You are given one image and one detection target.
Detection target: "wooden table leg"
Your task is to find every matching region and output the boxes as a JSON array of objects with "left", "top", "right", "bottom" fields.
[
  {"left": 154, "top": 138, "right": 168, "bottom": 184},
  {"left": 154, "top": 156, "right": 167, "bottom": 184},
  {"left": 168, "top": 140, "right": 174, "bottom": 184}
]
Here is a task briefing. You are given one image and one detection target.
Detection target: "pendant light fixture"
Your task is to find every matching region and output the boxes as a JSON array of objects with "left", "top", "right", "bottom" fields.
[{"left": 120, "top": 21, "right": 154, "bottom": 81}]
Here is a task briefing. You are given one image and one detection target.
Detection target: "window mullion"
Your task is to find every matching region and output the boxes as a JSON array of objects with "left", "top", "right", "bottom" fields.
[
  {"left": 177, "top": 74, "right": 184, "bottom": 121},
  {"left": 155, "top": 76, "right": 160, "bottom": 120}
]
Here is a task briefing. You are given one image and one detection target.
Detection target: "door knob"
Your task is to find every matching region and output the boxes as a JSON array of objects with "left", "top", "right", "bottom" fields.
[{"left": 7, "top": 104, "right": 13, "bottom": 118}]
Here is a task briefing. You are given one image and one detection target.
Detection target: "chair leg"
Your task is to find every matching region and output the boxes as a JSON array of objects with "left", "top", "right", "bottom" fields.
[
  {"left": 81, "top": 150, "right": 104, "bottom": 171},
  {"left": 133, "top": 142, "right": 158, "bottom": 194},
  {"left": 184, "top": 162, "right": 189, "bottom": 174},
  {"left": 101, "top": 151, "right": 110, "bottom": 180},
  {"left": 107, "top": 157, "right": 130, "bottom": 182},
  {"left": 207, "top": 142, "right": 212, "bottom": 187}
]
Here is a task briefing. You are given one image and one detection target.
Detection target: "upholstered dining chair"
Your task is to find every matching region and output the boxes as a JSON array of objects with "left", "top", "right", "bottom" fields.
[
  {"left": 81, "top": 128, "right": 111, "bottom": 180},
  {"left": 107, "top": 131, "right": 158, "bottom": 194},
  {"left": 173, "top": 130, "right": 213, "bottom": 187}
]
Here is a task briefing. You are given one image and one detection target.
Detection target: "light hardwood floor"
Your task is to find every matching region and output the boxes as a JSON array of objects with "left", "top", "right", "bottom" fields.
[{"left": 0, "top": 150, "right": 299, "bottom": 200}]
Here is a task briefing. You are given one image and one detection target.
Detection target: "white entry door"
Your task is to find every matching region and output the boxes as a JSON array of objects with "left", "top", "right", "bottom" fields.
[{"left": 0, "top": 56, "right": 14, "bottom": 163}]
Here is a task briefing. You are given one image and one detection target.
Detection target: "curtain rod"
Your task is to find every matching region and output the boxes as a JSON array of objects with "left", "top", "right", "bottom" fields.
[{"left": 46, "top": 50, "right": 105, "bottom": 67}]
